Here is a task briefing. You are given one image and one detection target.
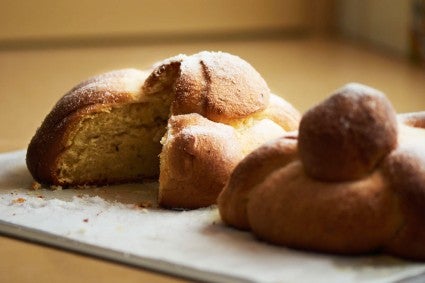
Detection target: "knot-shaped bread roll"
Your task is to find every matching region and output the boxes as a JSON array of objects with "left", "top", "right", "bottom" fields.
[
  {"left": 218, "top": 83, "right": 425, "bottom": 260},
  {"left": 26, "top": 51, "right": 300, "bottom": 209}
]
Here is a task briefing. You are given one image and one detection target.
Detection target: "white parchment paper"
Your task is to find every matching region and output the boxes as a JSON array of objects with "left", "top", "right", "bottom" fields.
[{"left": 0, "top": 150, "right": 424, "bottom": 283}]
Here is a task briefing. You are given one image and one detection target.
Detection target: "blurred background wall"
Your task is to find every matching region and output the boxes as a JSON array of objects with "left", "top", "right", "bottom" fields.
[
  {"left": 0, "top": 0, "right": 311, "bottom": 47},
  {"left": 336, "top": 0, "right": 410, "bottom": 54},
  {"left": 0, "top": 0, "right": 331, "bottom": 48},
  {"left": 1, "top": 1, "right": 423, "bottom": 63}
]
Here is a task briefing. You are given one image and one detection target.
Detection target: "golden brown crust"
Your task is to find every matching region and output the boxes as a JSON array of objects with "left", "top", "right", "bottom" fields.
[
  {"left": 248, "top": 162, "right": 402, "bottom": 254},
  {"left": 26, "top": 69, "right": 148, "bottom": 185},
  {"left": 298, "top": 83, "right": 398, "bottom": 181},
  {"left": 172, "top": 51, "right": 270, "bottom": 123},
  {"left": 219, "top": 82, "right": 425, "bottom": 260},
  {"left": 159, "top": 114, "right": 244, "bottom": 209},
  {"left": 218, "top": 133, "right": 297, "bottom": 230},
  {"left": 143, "top": 51, "right": 272, "bottom": 124},
  {"left": 381, "top": 146, "right": 425, "bottom": 260}
]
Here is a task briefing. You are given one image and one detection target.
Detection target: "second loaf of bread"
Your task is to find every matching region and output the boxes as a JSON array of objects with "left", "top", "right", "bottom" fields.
[{"left": 218, "top": 83, "right": 425, "bottom": 260}]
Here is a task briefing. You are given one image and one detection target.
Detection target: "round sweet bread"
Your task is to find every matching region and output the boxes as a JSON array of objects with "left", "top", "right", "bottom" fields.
[
  {"left": 218, "top": 82, "right": 425, "bottom": 260},
  {"left": 26, "top": 51, "right": 300, "bottom": 209},
  {"left": 26, "top": 69, "right": 151, "bottom": 185}
]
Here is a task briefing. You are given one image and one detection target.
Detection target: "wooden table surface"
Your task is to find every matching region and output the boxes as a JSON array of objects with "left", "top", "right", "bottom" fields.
[{"left": 1, "top": 37, "right": 424, "bottom": 282}]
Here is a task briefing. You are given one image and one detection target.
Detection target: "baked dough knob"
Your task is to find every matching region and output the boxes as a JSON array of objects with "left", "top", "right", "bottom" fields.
[
  {"left": 247, "top": 161, "right": 403, "bottom": 254},
  {"left": 298, "top": 83, "right": 398, "bottom": 181},
  {"left": 218, "top": 133, "right": 298, "bottom": 230},
  {"left": 382, "top": 145, "right": 425, "bottom": 260},
  {"left": 159, "top": 113, "right": 244, "bottom": 209},
  {"left": 172, "top": 51, "right": 270, "bottom": 124}
]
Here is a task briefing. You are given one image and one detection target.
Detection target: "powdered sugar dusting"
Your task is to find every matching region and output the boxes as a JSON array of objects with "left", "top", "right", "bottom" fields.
[
  {"left": 180, "top": 123, "right": 234, "bottom": 140},
  {"left": 196, "top": 51, "right": 249, "bottom": 80},
  {"left": 338, "top": 82, "right": 385, "bottom": 99}
]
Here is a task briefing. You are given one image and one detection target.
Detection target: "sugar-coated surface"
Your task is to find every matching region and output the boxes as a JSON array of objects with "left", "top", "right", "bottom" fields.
[{"left": 1, "top": 150, "right": 425, "bottom": 283}]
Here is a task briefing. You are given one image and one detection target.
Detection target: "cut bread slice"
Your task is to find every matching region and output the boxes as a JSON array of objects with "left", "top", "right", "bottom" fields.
[{"left": 26, "top": 51, "right": 300, "bottom": 208}]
